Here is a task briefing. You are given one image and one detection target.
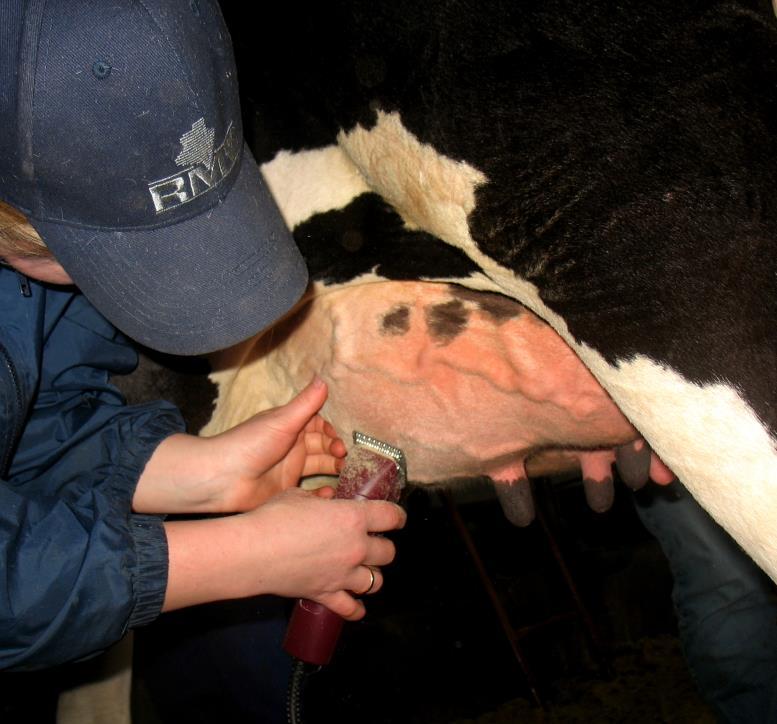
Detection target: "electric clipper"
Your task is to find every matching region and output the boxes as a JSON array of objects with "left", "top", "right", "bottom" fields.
[{"left": 282, "top": 432, "right": 407, "bottom": 666}]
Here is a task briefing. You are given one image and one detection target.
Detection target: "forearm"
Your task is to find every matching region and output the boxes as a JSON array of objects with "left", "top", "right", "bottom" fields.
[
  {"left": 134, "top": 433, "right": 223, "bottom": 514},
  {"left": 135, "top": 379, "right": 346, "bottom": 515},
  {"left": 160, "top": 489, "right": 407, "bottom": 620},
  {"left": 162, "top": 516, "right": 258, "bottom": 611}
]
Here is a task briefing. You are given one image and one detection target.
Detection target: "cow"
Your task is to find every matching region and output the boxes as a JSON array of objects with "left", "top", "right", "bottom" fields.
[
  {"left": 57, "top": 2, "right": 774, "bottom": 721},
  {"left": 203, "top": 0, "right": 777, "bottom": 583}
]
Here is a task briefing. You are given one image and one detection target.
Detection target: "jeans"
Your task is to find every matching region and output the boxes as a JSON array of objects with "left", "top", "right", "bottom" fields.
[
  {"left": 132, "top": 596, "right": 292, "bottom": 724},
  {"left": 634, "top": 481, "right": 777, "bottom": 723}
]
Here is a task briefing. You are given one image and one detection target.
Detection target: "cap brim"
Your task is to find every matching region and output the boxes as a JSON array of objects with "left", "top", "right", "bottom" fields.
[{"left": 34, "top": 145, "right": 308, "bottom": 355}]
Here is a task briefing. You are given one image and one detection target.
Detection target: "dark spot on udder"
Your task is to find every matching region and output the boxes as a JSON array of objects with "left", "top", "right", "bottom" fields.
[
  {"left": 449, "top": 286, "right": 524, "bottom": 324},
  {"left": 425, "top": 300, "right": 469, "bottom": 344},
  {"left": 381, "top": 305, "right": 411, "bottom": 335}
]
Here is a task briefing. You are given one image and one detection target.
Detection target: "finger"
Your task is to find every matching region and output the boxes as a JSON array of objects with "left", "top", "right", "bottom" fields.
[
  {"left": 319, "top": 422, "right": 347, "bottom": 458},
  {"left": 318, "top": 591, "right": 366, "bottom": 621},
  {"left": 302, "top": 415, "right": 343, "bottom": 443},
  {"left": 329, "top": 437, "right": 347, "bottom": 458},
  {"left": 301, "top": 414, "right": 333, "bottom": 435},
  {"left": 301, "top": 452, "right": 344, "bottom": 477},
  {"left": 363, "top": 501, "right": 407, "bottom": 533},
  {"left": 302, "top": 430, "right": 347, "bottom": 458},
  {"left": 350, "top": 565, "right": 383, "bottom": 596},
  {"left": 323, "top": 419, "right": 339, "bottom": 439},
  {"left": 364, "top": 536, "right": 397, "bottom": 567},
  {"left": 275, "top": 377, "right": 329, "bottom": 431},
  {"left": 310, "top": 485, "right": 336, "bottom": 499}
]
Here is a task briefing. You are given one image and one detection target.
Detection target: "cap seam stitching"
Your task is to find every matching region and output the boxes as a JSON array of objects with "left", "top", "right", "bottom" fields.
[
  {"left": 16, "top": 0, "right": 51, "bottom": 202},
  {"left": 136, "top": 0, "right": 200, "bottom": 112}
]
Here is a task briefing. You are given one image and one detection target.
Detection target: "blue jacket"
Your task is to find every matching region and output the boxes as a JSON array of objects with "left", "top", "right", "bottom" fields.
[{"left": 0, "top": 266, "right": 185, "bottom": 670}]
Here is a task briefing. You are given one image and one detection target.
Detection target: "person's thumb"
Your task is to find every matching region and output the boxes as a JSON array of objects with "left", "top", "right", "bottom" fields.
[{"left": 275, "top": 375, "right": 328, "bottom": 429}]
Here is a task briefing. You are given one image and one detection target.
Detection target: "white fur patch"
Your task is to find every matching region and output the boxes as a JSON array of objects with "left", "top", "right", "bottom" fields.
[
  {"left": 260, "top": 146, "right": 371, "bottom": 229},
  {"left": 582, "top": 350, "right": 777, "bottom": 582},
  {"left": 339, "top": 111, "right": 487, "bottom": 248}
]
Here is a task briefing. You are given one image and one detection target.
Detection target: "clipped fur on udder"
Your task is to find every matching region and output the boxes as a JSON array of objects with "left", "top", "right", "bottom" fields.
[{"left": 204, "top": 280, "right": 637, "bottom": 483}]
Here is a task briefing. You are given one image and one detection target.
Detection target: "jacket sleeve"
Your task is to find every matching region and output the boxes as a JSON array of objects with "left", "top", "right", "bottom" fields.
[{"left": 0, "top": 292, "right": 186, "bottom": 670}]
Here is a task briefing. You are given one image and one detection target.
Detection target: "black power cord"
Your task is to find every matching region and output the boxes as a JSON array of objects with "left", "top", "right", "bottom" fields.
[{"left": 286, "top": 658, "right": 322, "bottom": 724}]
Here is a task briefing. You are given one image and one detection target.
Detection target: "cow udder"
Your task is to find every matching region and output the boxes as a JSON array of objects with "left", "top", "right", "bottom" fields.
[{"left": 205, "top": 281, "right": 638, "bottom": 485}]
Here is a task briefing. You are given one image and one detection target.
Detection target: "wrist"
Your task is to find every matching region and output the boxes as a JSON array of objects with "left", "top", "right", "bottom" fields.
[
  {"left": 133, "top": 433, "right": 224, "bottom": 513},
  {"left": 162, "top": 513, "right": 272, "bottom": 610}
]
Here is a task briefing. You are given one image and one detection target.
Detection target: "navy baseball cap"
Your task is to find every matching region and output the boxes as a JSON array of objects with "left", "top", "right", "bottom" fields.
[{"left": 0, "top": 0, "right": 308, "bottom": 355}]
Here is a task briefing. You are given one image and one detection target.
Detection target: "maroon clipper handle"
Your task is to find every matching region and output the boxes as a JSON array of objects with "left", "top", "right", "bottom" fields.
[
  {"left": 283, "top": 434, "right": 406, "bottom": 666},
  {"left": 283, "top": 599, "right": 344, "bottom": 666}
]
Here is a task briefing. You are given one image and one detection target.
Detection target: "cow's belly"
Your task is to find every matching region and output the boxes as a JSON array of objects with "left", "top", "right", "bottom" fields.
[{"left": 205, "top": 280, "right": 637, "bottom": 483}]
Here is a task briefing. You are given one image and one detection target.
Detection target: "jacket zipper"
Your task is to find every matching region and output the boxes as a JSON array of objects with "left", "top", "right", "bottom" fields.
[
  {"left": 16, "top": 271, "right": 31, "bottom": 298},
  {"left": 0, "top": 340, "right": 23, "bottom": 477}
]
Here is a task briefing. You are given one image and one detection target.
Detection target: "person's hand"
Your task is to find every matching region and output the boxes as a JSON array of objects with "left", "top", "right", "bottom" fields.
[
  {"left": 134, "top": 376, "right": 346, "bottom": 514},
  {"left": 242, "top": 488, "right": 405, "bottom": 619},
  {"left": 204, "top": 376, "right": 346, "bottom": 510},
  {"left": 163, "top": 487, "right": 407, "bottom": 620}
]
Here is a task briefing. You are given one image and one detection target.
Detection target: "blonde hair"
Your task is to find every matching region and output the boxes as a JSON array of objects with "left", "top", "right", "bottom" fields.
[{"left": 0, "top": 200, "right": 53, "bottom": 259}]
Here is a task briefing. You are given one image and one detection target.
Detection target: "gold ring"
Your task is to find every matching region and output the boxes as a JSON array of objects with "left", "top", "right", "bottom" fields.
[{"left": 361, "top": 566, "right": 376, "bottom": 595}]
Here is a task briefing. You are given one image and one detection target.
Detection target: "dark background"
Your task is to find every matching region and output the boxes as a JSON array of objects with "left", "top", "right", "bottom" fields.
[{"left": 120, "top": 351, "right": 714, "bottom": 724}]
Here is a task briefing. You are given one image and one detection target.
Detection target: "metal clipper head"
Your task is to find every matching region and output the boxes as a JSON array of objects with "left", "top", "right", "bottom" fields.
[{"left": 335, "top": 432, "right": 407, "bottom": 502}]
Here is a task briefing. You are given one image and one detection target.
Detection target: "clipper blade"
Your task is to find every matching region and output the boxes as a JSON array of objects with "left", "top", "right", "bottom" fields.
[
  {"left": 353, "top": 432, "right": 407, "bottom": 487},
  {"left": 336, "top": 432, "right": 407, "bottom": 502}
]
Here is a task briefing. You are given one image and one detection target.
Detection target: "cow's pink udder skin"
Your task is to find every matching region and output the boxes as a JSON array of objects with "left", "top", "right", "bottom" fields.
[{"left": 229, "top": 281, "right": 646, "bottom": 485}]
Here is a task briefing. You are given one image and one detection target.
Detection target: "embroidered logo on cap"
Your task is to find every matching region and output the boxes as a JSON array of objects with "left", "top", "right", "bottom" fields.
[{"left": 148, "top": 118, "right": 240, "bottom": 214}]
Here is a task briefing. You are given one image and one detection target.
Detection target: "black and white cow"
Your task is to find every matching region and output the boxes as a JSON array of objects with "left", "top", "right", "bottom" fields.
[{"left": 207, "top": 0, "right": 777, "bottom": 582}]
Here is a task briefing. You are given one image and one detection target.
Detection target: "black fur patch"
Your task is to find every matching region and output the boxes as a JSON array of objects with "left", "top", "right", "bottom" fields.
[{"left": 294, "top": 193, "right": 481, "bottom": 285}]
